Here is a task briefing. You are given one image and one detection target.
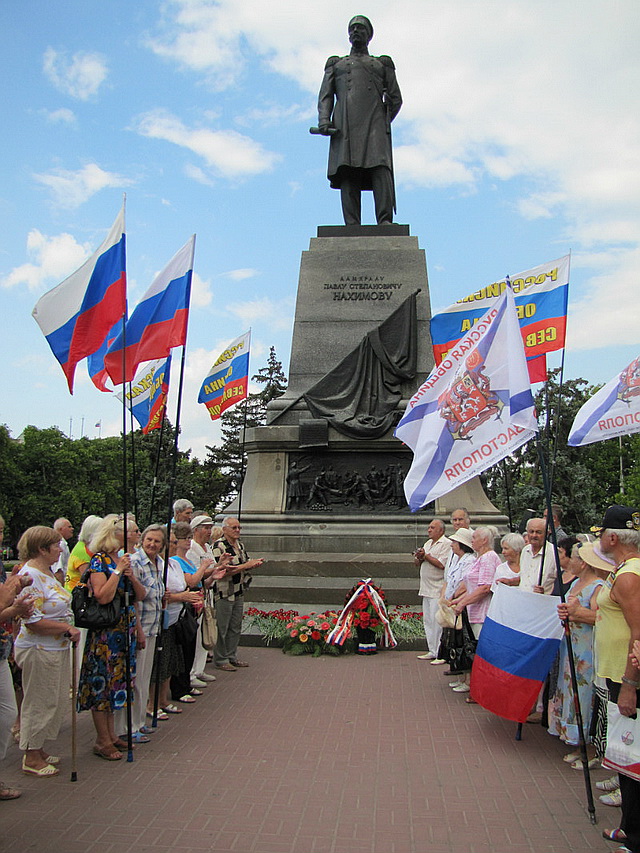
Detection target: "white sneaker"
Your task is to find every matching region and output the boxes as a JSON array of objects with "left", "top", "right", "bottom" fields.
[
  {"left": 195, "top": 672, "right": 217, "bottom": 683},
  {"left": 599, "top": 789, "right": 622, "bottom": 807},
  {"left": 430, "top": 658, "right": 447, "bottom": 665},
  {"left": 417, "top": 652, "right": 436, "bottom": 660},
  {"left": 452, "top": 683, "right": 470, "bottom": 693},
  {"left": 596, "top": 775, "right": 620, "bottom": 792},
  {"left": 190, "top": 678, "right": 208, "bottom": 689},
  {"left": 449, "top": 681, "right": 462, "bottom": 688}
]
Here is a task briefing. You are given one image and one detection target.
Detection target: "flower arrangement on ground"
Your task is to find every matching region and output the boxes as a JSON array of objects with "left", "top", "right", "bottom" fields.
[
  {"left": 326, "top": 579, "right": 397, "bottom": 655},
  {"left": 243, "top": 601, "right": 423, "bottom": 656}
]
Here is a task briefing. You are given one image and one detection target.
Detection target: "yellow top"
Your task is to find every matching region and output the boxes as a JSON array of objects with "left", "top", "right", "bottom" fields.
[
  {"left": 64, "top": 541, "right": 92, "bottom": 591},
  {"left": 595, "top": 556, "right": 640, "bottom": 683}
]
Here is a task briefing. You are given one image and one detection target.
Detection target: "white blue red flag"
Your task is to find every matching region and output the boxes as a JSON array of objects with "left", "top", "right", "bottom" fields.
[
  {"left": 31, "top": 204, "right": 126, "bottom": 393},
  {"left": 470, "top": 585, "right": 564, "bottom": 723},
  {"left": 198, "top": 330, "right": 251, "bottom": 420},
  {"left": 430, "top": 255, "right": 569, "bottom": 384},
  {"left": 568, "top": 355, "right": 640, "bottom": 447},
  {"left": 105, "top": 235, "right": 194, "bottom": 385},
  {"left": 116, "top": 356, "right": 171, "bottom": 434},
  {"left": 395, "top": 283, "right": 537, "bottom": 511},
  {"left": 87, "top": 318, "right": 120, "bottom": 392}
]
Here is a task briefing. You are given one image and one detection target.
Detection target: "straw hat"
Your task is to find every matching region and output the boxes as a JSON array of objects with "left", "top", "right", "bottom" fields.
[
  {"left": 578, "top": 542, "right": 615, "bottom": 573},
  {"left": 449, "top": 528, "right": 474, "bottom": 550}
]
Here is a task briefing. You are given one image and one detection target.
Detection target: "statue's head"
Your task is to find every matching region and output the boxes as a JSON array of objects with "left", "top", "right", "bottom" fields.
[{"left": 348, "top": 15, "right": 373, "bottom": 46}]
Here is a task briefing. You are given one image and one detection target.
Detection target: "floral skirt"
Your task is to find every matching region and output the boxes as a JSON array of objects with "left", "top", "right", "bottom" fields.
[{"left": 76, "top": 605, "right": 137, "bottom": 712}]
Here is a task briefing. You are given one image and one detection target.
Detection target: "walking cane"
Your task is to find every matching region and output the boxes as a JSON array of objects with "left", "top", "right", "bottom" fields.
[{"left": 70, "top": 639, "right": 78, "bottom": 782}]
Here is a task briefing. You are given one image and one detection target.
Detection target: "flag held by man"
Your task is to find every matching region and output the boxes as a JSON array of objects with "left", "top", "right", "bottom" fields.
[
  {"left": 198, "top": 331, "right": 251, "bottom": 420},
  {"left": 470, "top": 584, "right": 564, "bottom": 723},
  {"left": 395, "top": 282, "right": 537, "bottom": 512},
  {"left": 568, "top": 355, "right": 640, "bottom": 446},
  {"left": 31, "top": 204, "right": 126, "bottom": 393},
  {"left": 105, "top": 235, "right": 194, "bottom": 385}
]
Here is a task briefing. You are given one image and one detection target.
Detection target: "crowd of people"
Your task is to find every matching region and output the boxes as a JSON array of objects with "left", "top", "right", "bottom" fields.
[
  {"left": 414, "top": 503, "right": 640, "bottom": 853},
  {"left": 0, "top": 502, "right": 262, "bottom": 796},
  {"left": 1, "top": 499, "right": 639, "bottom": 853}
]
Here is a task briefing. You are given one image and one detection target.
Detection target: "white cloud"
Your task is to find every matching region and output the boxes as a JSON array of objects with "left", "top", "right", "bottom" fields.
[
  {"left": 222, "top": 268, "right": 258, "bottom": 281},
  {"left": 226, "top": 296, "right": 293, "bottom": 332},
  {"left": 1, "top": 230, "right": 91, "bottom": 291},
  {"left": 43, "top": 107, "right": 76, "bottom": 125},
  {"left": 133, "top": 108, "right": 280, "bottom": 179},
  {"left": 43, "top": 47, "right": 109, "bottom": 100},
  {"left": 184, "top": 163, "right": 214, "bottom": 186},
  {"left": 33, "top": 163, "right": 133, "bottom": 209},
  {"left": 191, "top": 271, "right": 213, "bottom": 307}
]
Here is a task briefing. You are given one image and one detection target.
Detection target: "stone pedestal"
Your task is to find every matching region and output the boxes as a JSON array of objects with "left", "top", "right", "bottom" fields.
[{"left": 226, "top": 225, "right": 506, "bottom": 614}]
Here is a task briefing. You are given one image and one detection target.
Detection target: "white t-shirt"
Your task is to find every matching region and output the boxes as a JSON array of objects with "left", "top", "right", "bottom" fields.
[
  {"left": 165, "top": 557, "right": 188, "bottom": 627},
  {"left": 15, "top": 564, "right": 73, "bottom": 652}
]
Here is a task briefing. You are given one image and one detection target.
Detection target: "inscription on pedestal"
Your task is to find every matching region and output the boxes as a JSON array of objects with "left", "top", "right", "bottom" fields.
[{"left": 323, "top": 275, "right": 404, "bottom": 302}]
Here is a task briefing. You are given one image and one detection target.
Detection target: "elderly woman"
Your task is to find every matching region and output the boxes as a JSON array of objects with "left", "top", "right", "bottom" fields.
[
  {"left": 494, "top": 532, "right": 526, "bottom": 587},
  {"left": 76, "top": 516, "right": 145, "bottom": 760},
  {"left": 450, "top": 526, "right": 501, "bottom": 696},
  {"left": 0, "top": 569, "right": 34, "bottom": 797},
  {"left": 149, "top": 526, "right": 207, "bottom": 713},
  {"left": 65, "top": 515, "right": 103, "bottom": 592},
  {"left": 548, "top": 542, "right": 604, "bottom": 764},
  {"left": 14, "top": 526, "right": 81, "bottom": 776},
  {"left": 436, "top": 527, "right": 476, "bottom": 686},
  {"left": 115, "top": 523, "right": 166, "bottom": 740}
]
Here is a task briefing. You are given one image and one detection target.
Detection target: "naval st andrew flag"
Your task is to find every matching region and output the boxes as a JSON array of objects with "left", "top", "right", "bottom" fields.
[
  {"left": 116, "top": 356, "right": 172, "bottom": 434},
  {"left": 568, "top": 355, "right": 640, "bottom": 447},
  {"left": 31, "top": 205, "right": 126, "bottom": 393},
  {"left": 470, "top": 584, "right": 564, "bottom": 723},
  {"left": 395, "top": 282, "right": 537, "bottom": 511},
  {"left": 105, "top": 235, "right": 194, "bottom": 385},
  {"left": 198, "top": 331, "right": 251, "bottom": 420}
]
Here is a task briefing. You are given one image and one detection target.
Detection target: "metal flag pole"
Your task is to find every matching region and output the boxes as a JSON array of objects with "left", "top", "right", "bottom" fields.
[{"left": 537, "top": 438, "right": 597, "bottom": 824}]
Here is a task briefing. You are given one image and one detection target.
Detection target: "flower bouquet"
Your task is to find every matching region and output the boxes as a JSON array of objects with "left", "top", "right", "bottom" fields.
[
  {"left": 327, "top": 579, "right": 397, "bottom": 655},
  {"left": 282, "top": 612, "right": 344, "bottom": 656}
]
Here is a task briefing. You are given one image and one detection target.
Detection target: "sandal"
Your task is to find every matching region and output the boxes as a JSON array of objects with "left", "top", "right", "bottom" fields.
[
  {"left": 113, "top": 737, "right": 137, "bottom": 749},
  {"left": 92, "top": 746, "right": 123, "bottom": 761},
  {"left": 139, "top": 725, "right": 154, "bottom": 735},
  {"left": 178, "top": 695, "right": 196, "bottom": 704},
  {"left": 190, "top": 688, "right": 203, "bottom": 696},
  {"left": 161, "top": 704, "right": 182, "bottom": 714},
  {"left": 22, "top": 757, "right": 59, "bottom": 777},
  {"left": 0, "top": 784, "right": 21, "bottom": 800},
  {"left": 602, "top": 829, "right": 627, "bottom": 842},
  {"left": 147, "top": 709, "right": 169, "bottom": 721},
  {"left": 128, "top": 732, "right": 150, "bottom": 744}
]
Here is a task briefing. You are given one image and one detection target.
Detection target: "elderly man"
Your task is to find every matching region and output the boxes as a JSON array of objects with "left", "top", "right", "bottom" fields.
[
  {"left": 414, "top": 519, "right": 452, "bottom": 661},
  {"left": 173, "top": 499, "right": 194, "bottom": 525},
  {"left": 186, "top": 515, "right": 218, "bottom": 688},
  {"left": 211, "top": 518, "right": 264, "bottom": 671},
  {"left": 52, "top": 517, "right": 74, "bottom": 584},
  {"left": 544, "top": 503, "right": 567, "bottom": 541},
  {"left": 595, "top": 505, "right": 640, "bottom": 853},
  {"left": 519, "top": 518, "right": 557, "bottom": 593},
  {"left": 317, "top": 15, "right": 402, "bottom": 225}
]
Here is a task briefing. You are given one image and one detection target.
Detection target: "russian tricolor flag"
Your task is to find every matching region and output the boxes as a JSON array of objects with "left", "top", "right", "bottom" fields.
[
  {"left": 470, "top": 585, "right": 564, "bottom": 723},
  {"left": 31, "top": 205, "right": 126, "bottom": 393},
  {"left": 105, "top": 235, "right": 194, "bottom": 385}
]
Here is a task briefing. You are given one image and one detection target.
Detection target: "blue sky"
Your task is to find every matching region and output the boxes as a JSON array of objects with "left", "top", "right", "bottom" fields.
[{"left": 1, "top": 0, "right": 639, "bottom": 460}]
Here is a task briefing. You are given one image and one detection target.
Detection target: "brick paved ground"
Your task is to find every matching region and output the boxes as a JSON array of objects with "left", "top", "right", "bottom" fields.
[{"left": 1, "top": 648, "right": 613, "bottom": 853}]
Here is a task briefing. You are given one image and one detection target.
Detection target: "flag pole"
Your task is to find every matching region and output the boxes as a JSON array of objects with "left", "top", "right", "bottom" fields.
[
  {"left": 119, "top": 312, "right": 134, "bottom": 763},
  {"left": 128, "top": 383, "right": 139, "bottom": 523},
  {"left": 236, "top": 397, "right": 249, "bottom": 521},
  {"left": 536, "top": 439, "right": 596, "bottom": 824},
  {"left": 151, "top": 236, "right": 196, "bottom": 725},
  {"left": 147, "top": 406, "right": 168, "bottom": 528}
]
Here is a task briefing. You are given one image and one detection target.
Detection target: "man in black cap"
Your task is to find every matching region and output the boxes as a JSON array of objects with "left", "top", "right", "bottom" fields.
[
  {"left": 594, "top": 504, "right": 640, "bottom": 853},
  {"left": 317, "top": 15, "right": 402, "bottom": 225}
]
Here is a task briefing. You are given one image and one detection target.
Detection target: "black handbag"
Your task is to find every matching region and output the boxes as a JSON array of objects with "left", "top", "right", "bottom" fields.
[
  {"left": 71, "top": 562, "right": 121, "bottom": 630},
  {"left": 446, "top": 608, "right": 477, "bottom": 674},
  {"left": 174, "top": 603, "right": 198, "bottom": 645}
]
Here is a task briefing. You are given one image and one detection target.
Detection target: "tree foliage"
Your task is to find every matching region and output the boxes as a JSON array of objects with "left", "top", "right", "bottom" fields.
[{"left": 481, "top": 369, "right": 639, "bottom": 532}]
